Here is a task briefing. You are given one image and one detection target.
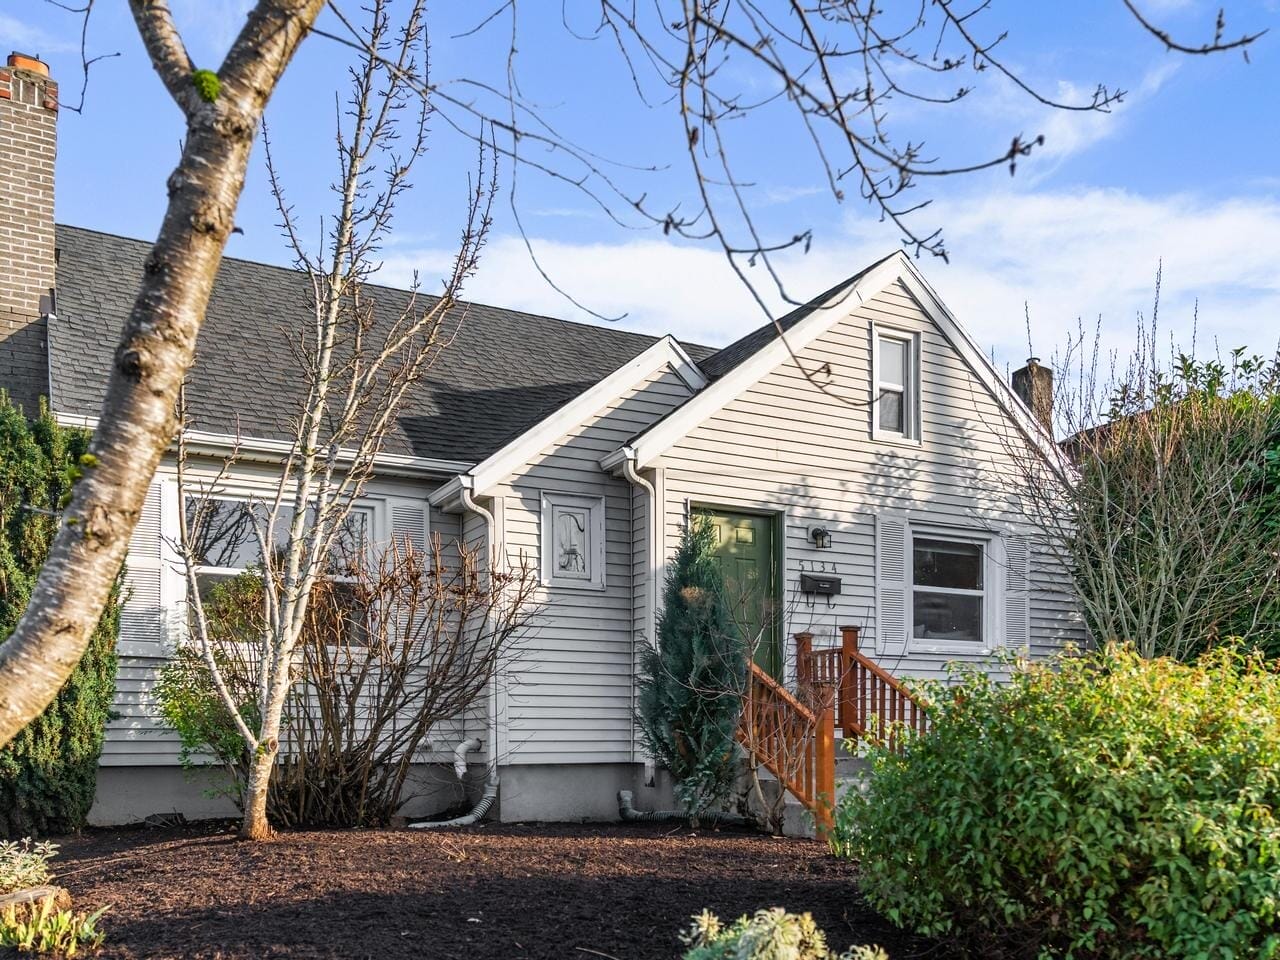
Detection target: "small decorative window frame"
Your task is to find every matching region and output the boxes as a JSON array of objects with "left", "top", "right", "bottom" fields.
[
  {"left": 870, "top": 324, "right": 922, "bottom": 445},
  {"left": 540, "top": 491, "right": 607, "bottom": 591}
]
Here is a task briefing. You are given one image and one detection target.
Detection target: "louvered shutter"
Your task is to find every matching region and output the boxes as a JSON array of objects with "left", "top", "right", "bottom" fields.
[
  {"left": 390, "top": 500, "right": 428, "bottom": 553},
  {"left": 1002, "top": 535, "right": 1031, "bottom": 649},
  {"left": 119, "top": 482, "right": 166, "bottom": 657},
  {"left": 875, "top": 514, "right": 909, "bottom": 656}
]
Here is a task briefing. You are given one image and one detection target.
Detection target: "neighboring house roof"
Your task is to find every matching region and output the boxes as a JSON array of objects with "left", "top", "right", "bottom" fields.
[{"left": 49, "top": 225, "right": 716, "bottom": 464}]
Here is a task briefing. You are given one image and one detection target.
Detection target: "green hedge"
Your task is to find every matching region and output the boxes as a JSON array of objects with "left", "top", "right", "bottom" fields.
[
  {"left": 0, "top": 397, "right": 120, "bottom": 837},
  {"left": 833, "top": 645, "right": 1280, "bottom": 959}
]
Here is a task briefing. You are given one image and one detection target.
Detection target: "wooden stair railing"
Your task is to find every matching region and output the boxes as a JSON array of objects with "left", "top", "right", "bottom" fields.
[
  {"left": 737, "top": 662, "right": 835, "bottom": 838},
  {"left": 796, "top": 626, "right": 928, "bottom": 752}
]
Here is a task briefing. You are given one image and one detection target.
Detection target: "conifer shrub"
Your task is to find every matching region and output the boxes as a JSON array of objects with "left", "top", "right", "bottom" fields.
[
  {"left": 0, "top": 397, "right": 121, "bottom": 837},
  {"left": 637, "top": 518, "right": 747, "bottom": 817},
  {"left": 833, "top": 644, "right": 1280, "bottom": 959}
]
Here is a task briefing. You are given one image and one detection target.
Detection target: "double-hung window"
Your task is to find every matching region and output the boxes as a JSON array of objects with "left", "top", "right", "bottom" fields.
[
  {"left": 911, "top": 535, "right": 985, "bottom": 645},
  {"left": 183, "top": 497, "right": 371, "bottom": 641},
  {"left": 873, "top": 329, "right": 919, "bottom": 442}
]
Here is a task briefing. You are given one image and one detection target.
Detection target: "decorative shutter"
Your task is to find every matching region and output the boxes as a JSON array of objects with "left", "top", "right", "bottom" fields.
[
  {"left": 1002, "top": 535, "right": 1032, "bottom": 649},
  {"left": 390, "top": 500, "right": 428, "bottom": 553},
  {"left": 118, "top": 482, "right": 166, "bottom": 657},
  {"left": 875, "top": 514, "right": 909, "bottom": 656}
]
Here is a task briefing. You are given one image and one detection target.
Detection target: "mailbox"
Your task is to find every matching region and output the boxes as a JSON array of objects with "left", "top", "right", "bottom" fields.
[{"left": 799, "top": 573, "right": 841, "bottom": 596}]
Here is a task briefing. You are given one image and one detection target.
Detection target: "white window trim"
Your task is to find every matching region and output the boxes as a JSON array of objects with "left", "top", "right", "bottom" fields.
[
  {"left": 871, "top": 324, "right": 922, "bottom": 445},
  {"left": 540, "top": 491, "right": 607, "bottom": 591},
  {"left": 907, "top": 525, "right": 997, "bottom": 656}
]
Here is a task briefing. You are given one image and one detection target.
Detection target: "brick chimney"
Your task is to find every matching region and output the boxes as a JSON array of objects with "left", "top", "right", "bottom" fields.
[
  {"left": 0, "top": 52, "right": 58, "bottom": 415},
  {"left": 1012, "top": 357, "right": 1054, "bottom": 436}
]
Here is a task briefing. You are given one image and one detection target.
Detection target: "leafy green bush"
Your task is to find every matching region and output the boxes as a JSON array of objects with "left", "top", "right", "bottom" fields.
[
  {"left": 833, "top": 644, "right": 1280, "bottom": 959},
  {"left": 0, "top": 398, "right": 121, "bottom": 838},
  {"left": 0, "top": 897, "right": 107, "bottom": 956},
  {"left": 680, "top": 908, "right": 887, "bottom": 960},
  {"left": 0, "top": 840, "right": 57, "bottom": 895},
  {"left": 637, "top": 519, "right": 747, "bottom": 818}
]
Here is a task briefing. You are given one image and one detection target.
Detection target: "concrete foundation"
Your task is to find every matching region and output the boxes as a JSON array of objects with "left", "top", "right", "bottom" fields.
[
  {"left": 88, "top": 763, "right": 472, "bottom": 827},
  {"left": 495, "top": 762, "right": 677, "bottom": 822}
]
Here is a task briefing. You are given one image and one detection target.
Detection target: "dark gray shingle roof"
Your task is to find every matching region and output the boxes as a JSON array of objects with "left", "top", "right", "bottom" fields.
[
  {"left": 50, "top": 225, "right": 716, "bottom": 463},
  {"left": 698, "top": 253, "right": 896, "bottom": 381}
]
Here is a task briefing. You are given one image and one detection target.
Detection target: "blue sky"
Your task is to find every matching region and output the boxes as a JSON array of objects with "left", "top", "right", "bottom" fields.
[{"left": 6, "top": 1, "right": 1279, "bottom": 370}]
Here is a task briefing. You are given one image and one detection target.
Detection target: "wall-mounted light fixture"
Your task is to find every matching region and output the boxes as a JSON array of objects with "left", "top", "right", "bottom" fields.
[{"left": 808, "top": 525, "right": 833, "bottom": 550}]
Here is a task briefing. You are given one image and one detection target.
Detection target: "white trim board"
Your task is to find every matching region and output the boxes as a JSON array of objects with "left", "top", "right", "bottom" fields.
[
  {"left": 431, "top": 335, "right": 707, "bottom": 505},
  {"left": 614, "top": 251, "right": 1068, "bottom": 478}
]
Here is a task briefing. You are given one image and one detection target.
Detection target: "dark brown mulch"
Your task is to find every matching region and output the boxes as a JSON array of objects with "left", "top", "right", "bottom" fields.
[{"left": 49, "top": 820, "right": 933, "bottom": 960}]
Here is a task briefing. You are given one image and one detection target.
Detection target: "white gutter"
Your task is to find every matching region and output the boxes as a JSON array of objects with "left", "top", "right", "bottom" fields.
[{"left": 618, "top": 448, "right": 658, "bottom": 645}]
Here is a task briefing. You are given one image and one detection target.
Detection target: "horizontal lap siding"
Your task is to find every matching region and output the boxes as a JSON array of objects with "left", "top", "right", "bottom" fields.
[
  {"left": 101, "top": 460, "right": 453, "bottom": 766},
  {"left": 501, "top": 366, "right": 692, "bottom": 765},
  {"left": 659, "top": 281, "right": 1083, "bottom": 687}
]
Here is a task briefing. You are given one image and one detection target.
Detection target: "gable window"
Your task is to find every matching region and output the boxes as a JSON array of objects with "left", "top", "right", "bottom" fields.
[
  {"left": 912, "top": 536, "right": 984, "bottom": 645},
  {"left": 873, "top": 329, "right": 919, "bottom": 441},
  {"left": 540, "top": 492, "right": 606, "bottom": 590}
]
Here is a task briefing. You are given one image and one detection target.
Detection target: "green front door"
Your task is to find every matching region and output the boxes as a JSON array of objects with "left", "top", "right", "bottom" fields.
[{"left": 696, "top": 508, "right": 780, "bottom": 678}]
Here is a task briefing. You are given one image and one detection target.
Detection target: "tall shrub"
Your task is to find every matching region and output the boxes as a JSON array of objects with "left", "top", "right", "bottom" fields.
[
  {"left": 637, "top": 519, "right": 747, "bottom": 818},
  {"left": 0, "top": 398, "right": 120, "bottom": 837},
  {"left": 833, "top": 644, "right": 1280, "bottom": 959}
]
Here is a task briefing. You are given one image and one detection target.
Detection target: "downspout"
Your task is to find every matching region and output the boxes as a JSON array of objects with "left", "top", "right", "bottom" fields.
[
  {"left": 617, "top": 790, "right": 750, "bottom": 827},
  {"left": 409, "top": 477, "right": 500, "bottom": 829},
  {"left": 619, "top": 448, "right": 659, "bottom": 786}
]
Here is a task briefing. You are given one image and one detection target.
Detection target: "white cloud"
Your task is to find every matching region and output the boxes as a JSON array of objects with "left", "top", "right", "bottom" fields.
[
  {"left": 373, "top": 186, "right": 1280, "bottom": 371},
  {"left": 0, "top": 14, "right": 79, "bottom": 55}
]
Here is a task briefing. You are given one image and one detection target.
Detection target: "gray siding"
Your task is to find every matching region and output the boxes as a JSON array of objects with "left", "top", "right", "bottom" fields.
[
  {"left": 102, "top": 459, "right": 453, "bottom": 767},
  {"left": 657, "top": 279, "right": 1083, "bottom": 685},
  {"left": 498, "top": 366, "right": 693, "bottom": 764}
]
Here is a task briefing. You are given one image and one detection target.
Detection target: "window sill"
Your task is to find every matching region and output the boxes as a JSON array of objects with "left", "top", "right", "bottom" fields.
[
  {"left": 870, "top": 433, "right": 923, "bottom": 449},
  {"left": 542, "top": 579, "right": 608, "bottom": 592},
  {"left": 909, "top": 641, "right": 995, "bottom": 657}
]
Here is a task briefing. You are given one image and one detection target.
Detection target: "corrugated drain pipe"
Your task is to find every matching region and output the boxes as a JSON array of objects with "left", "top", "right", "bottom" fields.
[{"left": 409, "top": 478, "right": 500, "bottom": 830}]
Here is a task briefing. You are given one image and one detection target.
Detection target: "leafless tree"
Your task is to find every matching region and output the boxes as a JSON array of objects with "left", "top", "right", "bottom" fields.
[
  {"left": 173, "top": 0, "right": 498, "bottom": 839},
  {"left": 160, "top": 536, "right": 537, "bottom": 829},
  {"left": 0, "top": 0, "right": 1264, "bottom": 750},
  {"left": 1001, "top": 283, "right": 1280, "bottom": 660}
]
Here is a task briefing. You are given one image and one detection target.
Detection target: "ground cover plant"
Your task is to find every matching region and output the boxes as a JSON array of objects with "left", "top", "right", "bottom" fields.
[
  {"left": 0, "top": 839, "right": 57, "bottom": 895},
  {"left": 0, "top": 898, "right": 107, "bottom": 957},
  {"left": 680, "top": 908, "right": 888, "bottom": 959},
  {"left": 833, "top": 644, "right": 1280, "bottom": 959}
]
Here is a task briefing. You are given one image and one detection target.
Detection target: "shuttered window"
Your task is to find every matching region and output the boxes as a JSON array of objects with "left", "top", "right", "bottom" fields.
[
  {"left": 876, "top": 518, "right": 1033, "bottom": 655},
  {"left": 118, "top": 482, "right": 167, "bottom": 657}
]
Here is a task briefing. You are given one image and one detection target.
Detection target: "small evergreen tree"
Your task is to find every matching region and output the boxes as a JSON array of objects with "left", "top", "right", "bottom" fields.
[
  {"left": 637, "top": 518, "right": 747, "bottom": 819},
  {"left": 0, "top": 397, "right": 121, "bottom": 837}
]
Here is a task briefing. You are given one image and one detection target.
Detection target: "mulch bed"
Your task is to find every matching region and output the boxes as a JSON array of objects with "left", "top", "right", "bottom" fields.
[{"left": 49, "top": 821, "right": 934, "bottom": 960}]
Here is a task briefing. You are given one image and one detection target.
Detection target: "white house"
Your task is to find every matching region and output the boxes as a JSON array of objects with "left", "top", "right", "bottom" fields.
[{"left": 0, "top": 53, "right": 1081, "bottom": 826}]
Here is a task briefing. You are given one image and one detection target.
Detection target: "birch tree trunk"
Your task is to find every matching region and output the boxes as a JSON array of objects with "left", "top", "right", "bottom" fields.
[{"left": 0, "top": 0, "right": 326, "bottom": 749}]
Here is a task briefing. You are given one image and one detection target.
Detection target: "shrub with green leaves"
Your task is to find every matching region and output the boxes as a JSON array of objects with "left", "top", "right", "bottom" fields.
[
  {"left": 0, "top": 839, "right": 57, "bottom": 896},
  {"left": 680, "top": 908, "right": 887, "bottom": 960},
  {"left": 833, "top": 644, "right": 1280, "bottom": 959},
  {"left": 0, "top": 397, "right": 121, "bottom": 838},
  {"left": 637, "top": 519, "right": 747, "bottom": 818}
]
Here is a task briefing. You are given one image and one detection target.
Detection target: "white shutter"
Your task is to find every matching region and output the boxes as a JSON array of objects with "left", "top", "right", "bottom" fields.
[
  {"left": 118, "top": 482, "right": 166, "bottom": 657},
  {"left": 875, "top": 514, "right": 909, "bottom": 656},
  {"left": 390, "top": 500, "right": 428, "bottom": 553},
  {"left": 1002, "top": 535, "right": 1032, "bottom": 649}
]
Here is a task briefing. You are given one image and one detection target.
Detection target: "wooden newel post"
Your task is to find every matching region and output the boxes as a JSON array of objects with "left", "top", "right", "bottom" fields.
[
  {"left": 815, "top": 696, "right": 835, "bottom": 842},
  {"left": 794, "top": 631, "right": 813, "bottom": 687},
  {"left": 838, "top": 625, "right": 859, "bottom": 739}
]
